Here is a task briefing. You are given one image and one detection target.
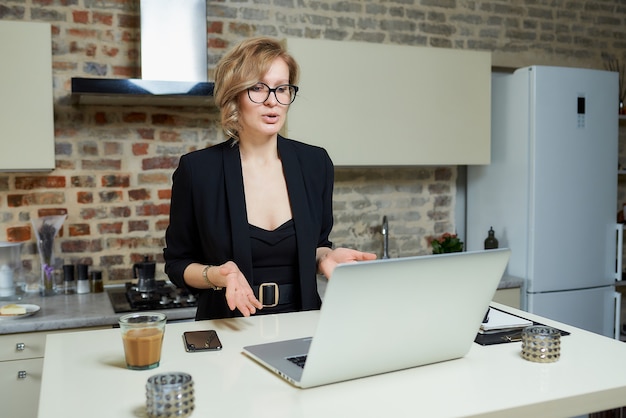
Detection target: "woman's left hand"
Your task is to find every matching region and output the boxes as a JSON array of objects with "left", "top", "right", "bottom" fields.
[{"left": 317, "top": 247, "right": 377, "bottom": 279}]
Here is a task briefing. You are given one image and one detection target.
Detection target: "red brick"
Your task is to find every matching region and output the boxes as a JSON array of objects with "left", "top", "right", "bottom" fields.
[
  {"left": 7, "top": 192, "right": 66, "bottom": 207},
  {"left": 118, "top": 14, "right": 139, "bottom": 29},
  {"left": 37, "top": 208, "right": 68, "bottom": 218},
  {"left": 56, "top": 160, "right": 76, "bottom": 170},
  {"left": 80, "top": 208, "right": 98, "bottom": 220},
  {"left": 128, "top": 188, "right": 150, "bottom": 201},
  {"left": 93, "top": 12, "right": 113, "bottom": 26},
  {"left": 129, "top": 220, "right": 149, "bottom": 232},
  {"left": 82, "top": 159, "right": 122, "bottom": 171},
  {"left": 99, "top": 191, "right": 123, "bottom": 202},
  {"left": 151, "top": 114, "right": 176, "bottom": 125},
  {"left": 136, "top": 203, "right": 170, "bottom": 216},
  {"left": 71, "top": 176, "right": 96, "bottom": 187},
  {"left": 136, "top": 128, "right": 155, "bottom": 139},
  {"left": 111, "top": 206, "right": 131, "bottom": 218},
  {"left": 61, "top": 239, "right": 103, "bottom": 253},
  {"left": 81, "top": 142, "right": 98, "bottom": 156},
  {"left": 207, "top": 22, "right": 223, "bottom": 34},
  {"left": 73, "top": 10, "right": 90, "bottom": 24},
  {"left": 123, "top": 112, "right": 147, "bottom": 123},
  {"left": 133, "top": 143, "right": 149, "bottom": 155},
  {"left": 158, "top": 189, "right": 171, "bottom": 200},
  {"left": 142, "top": 156, "right": 179, "bottom": 170},
  {"left": 69, "top": 224, "right": 90, "bottom": 237},
  {"left": 77, "top": 191, "right": 93, "bottom": 204},
  {"left": 98, "top": 222, "right": 123, "bottom": 234},
  {"left": 112, "top": 65, "right": 138, "bottom": 77},
  {"left": 155, "top": 219, "right": 169, "bottom": 231},
  {"left": 208, "top": 38, "right": 228, "bottom": 49},
  {"left": 103, "top": 142, "right": 123, "bottom": 155},
  {"left": 160, "top": 131, "right": 181, "bottom": 142},
  {"left": 101, "top": 175, "right": 130, "bottom": 188},
  {"left": 107, "top": 237, "right": 151, "bottom": 250},
  {"left": 139, "top": 173, "right": 171, "bottom": 184},
  {"left": 94, "top": 112, "right": 108, "bottom": 124},
  {"left": 67, "top": 28, "right": 98, "bottom": 39},
  {"left": 6, "top": 226, "right": 30, "bottom": 242},
  {"left": 100, "top": 255, "right": 125, "bottom": 267},
  {"left": 102, "top": 46, "right": 119, "bottom": 57},
  {"left": 86, "top": 43, "right": 97, "bottom": 57},
  {"left": 15, "top": 176, "right": 66, "bottom": 190}
]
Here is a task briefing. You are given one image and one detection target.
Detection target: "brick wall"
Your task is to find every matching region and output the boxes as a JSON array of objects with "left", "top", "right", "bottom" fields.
[{"left": 1, "top": 1, "right": 625, "bottom": 284}]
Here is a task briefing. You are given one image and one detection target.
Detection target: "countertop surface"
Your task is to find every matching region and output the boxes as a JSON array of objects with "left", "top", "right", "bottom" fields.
[
  {"left": 1, "top": 275, "right": 523, "bottom": 335},
  {"left": 0, "top": 287, "right": 196, "bottom": 335},
  {"left": 39, "top": 304, "right": 626, "bottom": 418}
]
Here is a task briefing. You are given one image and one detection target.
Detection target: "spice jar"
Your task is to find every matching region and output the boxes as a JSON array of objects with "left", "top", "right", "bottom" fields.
[
  {"left": 90, "top": 270, "right": 103, "bottom": 293},
  {"left": 63, "top": 264, "right": 75, "bottom": 295},
  {"left": 76, "top": 263, "right": 90, "bottom": 294}
]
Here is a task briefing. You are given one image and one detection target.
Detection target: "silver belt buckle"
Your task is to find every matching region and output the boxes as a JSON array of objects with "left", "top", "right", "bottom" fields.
[{"left": 259, "top": 282, "right": 279, "bottom": 308}]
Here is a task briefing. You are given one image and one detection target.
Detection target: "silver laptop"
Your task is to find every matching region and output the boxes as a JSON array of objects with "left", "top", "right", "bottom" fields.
[{"left": 243, "top": 248, "right": 511, "bottom": 388}]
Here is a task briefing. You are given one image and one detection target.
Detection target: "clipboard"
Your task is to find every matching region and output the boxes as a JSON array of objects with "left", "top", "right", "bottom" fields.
[{"left": 474, "top": 307, "right": 570, "bottom": 346}]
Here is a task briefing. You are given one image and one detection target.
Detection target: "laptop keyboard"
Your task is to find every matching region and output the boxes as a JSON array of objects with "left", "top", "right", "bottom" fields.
[{"left": 287, "top": 355, "right": 307, "bottom": 368}]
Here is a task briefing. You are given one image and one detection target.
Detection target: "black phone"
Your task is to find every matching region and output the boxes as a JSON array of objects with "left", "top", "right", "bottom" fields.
[{"left": 182, "top": 330, "right": 223, "bottom": 352}]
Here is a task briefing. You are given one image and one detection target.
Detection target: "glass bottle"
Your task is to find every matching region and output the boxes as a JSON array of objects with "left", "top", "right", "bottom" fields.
[{"left": 484, "top": 227, "right": 499, "bottom": 250}]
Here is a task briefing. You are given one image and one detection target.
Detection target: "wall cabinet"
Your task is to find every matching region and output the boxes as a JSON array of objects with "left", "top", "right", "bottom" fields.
[
  {"left": 0, "top": 20, "right": 55, "bottom": 171},
  {"left": 285, "top": 38, "right": 491, "bottom": 166}
]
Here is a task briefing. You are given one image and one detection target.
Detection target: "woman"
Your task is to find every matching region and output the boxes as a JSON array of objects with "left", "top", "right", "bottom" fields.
[{"left": 164, "top": 37, "right": 376, "bottom": 320}]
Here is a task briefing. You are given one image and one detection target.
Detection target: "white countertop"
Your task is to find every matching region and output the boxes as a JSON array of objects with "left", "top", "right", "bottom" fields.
[{"left": 39, "top": 303, "right": 626, "bottom": 418}]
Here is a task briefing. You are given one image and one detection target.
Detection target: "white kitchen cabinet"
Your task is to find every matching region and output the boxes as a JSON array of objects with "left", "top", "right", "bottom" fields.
[
  {"left": 285, "top": 38, "right": 491, "bottom": 166},
  {"left": 493, "top": 287, "right": 521, "bottom": 309},
  {"left": 0, "top": 327, "right": 108, "bottom": 418},
  {"left": 0, "top": 20, "right": 55, "bottom": 171}
]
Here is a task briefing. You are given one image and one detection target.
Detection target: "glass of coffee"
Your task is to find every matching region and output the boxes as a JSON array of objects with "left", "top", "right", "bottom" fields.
[{"left": 119, "top": 312, "right": 167, "bottom": 370}]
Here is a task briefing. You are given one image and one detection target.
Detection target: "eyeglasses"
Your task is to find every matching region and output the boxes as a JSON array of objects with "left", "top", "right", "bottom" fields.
[{"left": 247, "top": 82, "right": 299, "bottom": 105}]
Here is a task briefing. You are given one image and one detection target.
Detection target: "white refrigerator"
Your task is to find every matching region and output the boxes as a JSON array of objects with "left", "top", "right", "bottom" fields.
[{"left": 466, "top": 65, "right": 621, "bottom": 338}]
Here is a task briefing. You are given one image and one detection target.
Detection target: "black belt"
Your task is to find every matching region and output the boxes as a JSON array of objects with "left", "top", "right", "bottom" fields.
[{"left": 252, "top": 283, "right": 295, "bottom": 307}]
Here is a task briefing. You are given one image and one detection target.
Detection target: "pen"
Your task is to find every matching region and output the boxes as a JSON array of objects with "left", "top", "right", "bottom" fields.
[{"left": 482, "top": 308, "right": 490, "bottom": 323}]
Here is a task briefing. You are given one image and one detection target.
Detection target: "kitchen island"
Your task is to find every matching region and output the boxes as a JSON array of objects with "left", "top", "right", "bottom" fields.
[
  {"left": 0, "top": 287, "right": 196, "bottom": 418},
  {"left": 39, "top": 303, "right": 626, "bottom": 418}
]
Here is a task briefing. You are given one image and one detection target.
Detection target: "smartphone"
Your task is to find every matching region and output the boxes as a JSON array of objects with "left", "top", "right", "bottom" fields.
[{"left": 182, "top": 330, "right": 223, "bottom": 352}]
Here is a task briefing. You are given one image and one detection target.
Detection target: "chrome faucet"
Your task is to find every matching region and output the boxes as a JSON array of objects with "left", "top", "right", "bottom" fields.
[{"left": 382, "top": 215, "right": 389, "bottom": 259}]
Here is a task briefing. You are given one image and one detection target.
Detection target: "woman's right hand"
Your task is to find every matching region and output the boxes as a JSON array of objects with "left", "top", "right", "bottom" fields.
[{"left": 216, "top": 261, "right": 263, "bottom": 316}]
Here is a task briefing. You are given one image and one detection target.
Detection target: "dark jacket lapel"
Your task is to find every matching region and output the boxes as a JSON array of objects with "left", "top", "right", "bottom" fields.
[{"left": 222, "top": 141, "right": 254, "bottom": 282}]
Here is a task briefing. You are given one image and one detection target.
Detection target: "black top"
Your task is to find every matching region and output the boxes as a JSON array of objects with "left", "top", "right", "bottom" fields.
[
  {"left": 250, "top": 219, "right": 300, "bottom": 314},
  {"left": 164, "top": 136, "right": 334, "bottom": 320}
]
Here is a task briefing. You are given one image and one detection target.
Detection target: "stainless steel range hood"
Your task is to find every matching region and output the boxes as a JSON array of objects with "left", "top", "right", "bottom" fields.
[{"left": 71, "top": 0, "right": 213, "bottom": 106}]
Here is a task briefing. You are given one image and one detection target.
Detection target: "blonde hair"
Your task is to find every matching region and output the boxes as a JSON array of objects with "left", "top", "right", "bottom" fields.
[{"left": 213, "top": 37, "right": 300, "bottom": 141}]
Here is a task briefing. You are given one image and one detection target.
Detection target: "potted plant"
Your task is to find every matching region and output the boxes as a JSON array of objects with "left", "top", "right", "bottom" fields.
[{"left": 428, "top": 232, "right": 464, "bottom": 254}]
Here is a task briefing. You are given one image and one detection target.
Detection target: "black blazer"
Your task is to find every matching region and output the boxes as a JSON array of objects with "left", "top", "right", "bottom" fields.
[{"left": 163, "top": 135, "right": 334, "bottom": 320}]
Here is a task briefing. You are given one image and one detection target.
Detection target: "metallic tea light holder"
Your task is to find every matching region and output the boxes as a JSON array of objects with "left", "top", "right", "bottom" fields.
[
  {"left": 521, "top": 325, "right": 561, "bottom": 363},
  {"left": 146, "top": 372, "right": 195, "bottom": 418}
]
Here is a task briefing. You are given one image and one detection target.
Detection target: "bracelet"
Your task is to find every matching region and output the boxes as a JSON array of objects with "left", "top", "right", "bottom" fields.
[{"left": 202, "top": 265, "right": 223, "bottom": 290}]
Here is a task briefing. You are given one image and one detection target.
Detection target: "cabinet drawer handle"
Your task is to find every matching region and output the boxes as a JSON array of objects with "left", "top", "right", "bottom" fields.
[
  {"left": 17, "top": 371, "right": 27, "bottom": 379},
  {"left": 15, "top": 343, "right": 25, "bottom": 351}
]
